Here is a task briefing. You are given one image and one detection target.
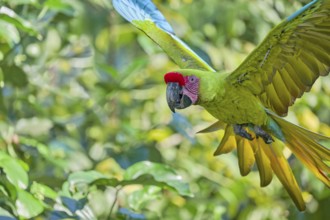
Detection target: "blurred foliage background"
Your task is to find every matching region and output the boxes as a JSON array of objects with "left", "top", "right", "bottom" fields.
[{"left": 0, "top": 0, "right": 329, "bottom": 219}]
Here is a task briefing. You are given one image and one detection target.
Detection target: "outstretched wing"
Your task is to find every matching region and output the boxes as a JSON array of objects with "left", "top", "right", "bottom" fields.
[
  {"left": 226, "top": 0, "right": 330, "bottom": 116},
  {"left": 112, "top": 0, "right": 215, "bottom": 71}
]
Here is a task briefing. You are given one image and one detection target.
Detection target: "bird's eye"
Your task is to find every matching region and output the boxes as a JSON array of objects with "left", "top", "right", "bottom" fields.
[{"left": 189, "top": 76, "right": 196, "bottom": 82}]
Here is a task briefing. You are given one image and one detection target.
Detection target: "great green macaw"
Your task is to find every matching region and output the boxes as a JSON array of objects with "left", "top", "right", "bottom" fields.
[{"left": 112, "top": 0, "right": 330, "bottom": 210}]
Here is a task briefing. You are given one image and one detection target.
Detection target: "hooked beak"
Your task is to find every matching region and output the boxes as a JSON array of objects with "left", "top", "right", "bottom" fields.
[{"left": 166, "top": 82, "right": 192, "bottom": 113}]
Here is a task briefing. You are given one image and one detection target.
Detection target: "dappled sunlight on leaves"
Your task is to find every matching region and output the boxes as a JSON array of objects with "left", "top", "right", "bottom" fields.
[{"left": 0, "top": 0, "right": 329, "bottom": 219}]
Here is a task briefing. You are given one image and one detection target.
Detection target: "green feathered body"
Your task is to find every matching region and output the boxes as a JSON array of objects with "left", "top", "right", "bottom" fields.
[
  {"left": 178, "top": 69, "right": 268, "bottom": 125},
  {"left": 113, "top": 0, "right": 330, "bottom": 211}
]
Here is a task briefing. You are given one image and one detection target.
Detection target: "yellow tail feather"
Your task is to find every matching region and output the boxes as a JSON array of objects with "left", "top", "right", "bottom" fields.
[
  {"left": 212, "top": 114, "right": 330, "bottom": 211},
  {"left": 261, "top": 138, "right": 306, "bottom": 211},
  {"left": 269, "top": 114, "right": 330, "bottom": 188},
  {"left": 250, "top": 139, "right": 273, "bottom": 187},
  {"left": 237, "top": 137, "right": 255, "bottom": 176}
]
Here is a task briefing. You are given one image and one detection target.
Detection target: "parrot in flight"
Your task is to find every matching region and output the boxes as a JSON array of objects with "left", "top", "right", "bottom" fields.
[{"left": 112, "top": 0, "right": 330, "bottom": 210}]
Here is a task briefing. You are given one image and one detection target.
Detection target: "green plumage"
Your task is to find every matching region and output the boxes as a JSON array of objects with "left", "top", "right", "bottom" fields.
[
  {"left": 113, "top": 0, "right": 330, "bottom": 211},
  {"left": 227, "top": 0, "right": 330, "bottom": 116},
  {"left": 174, "top": 69, "right": 269, "bottom": 125}
]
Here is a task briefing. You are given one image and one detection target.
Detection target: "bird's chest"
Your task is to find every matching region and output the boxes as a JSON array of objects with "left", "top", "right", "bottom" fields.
[{"left": 200, "top": 87, "right": 267, "bottom": 125}]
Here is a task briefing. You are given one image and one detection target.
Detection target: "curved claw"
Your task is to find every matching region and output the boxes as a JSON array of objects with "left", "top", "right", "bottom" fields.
[{"left": 254, "top": 126, "right": 274, "bottom": 144}]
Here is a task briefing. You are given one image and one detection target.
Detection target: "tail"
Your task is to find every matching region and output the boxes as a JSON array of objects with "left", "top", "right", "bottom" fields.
[
  {"left": 268, "top": 113, "right": 330, "bottom": 188},
  {"left": 206, "top": 113, "right": 330, "bottom": 211}
]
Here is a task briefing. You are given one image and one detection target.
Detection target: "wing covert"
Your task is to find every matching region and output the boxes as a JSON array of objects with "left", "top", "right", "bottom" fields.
[{"left": 226, "top": 0, "right": 330, "bottom": 116}]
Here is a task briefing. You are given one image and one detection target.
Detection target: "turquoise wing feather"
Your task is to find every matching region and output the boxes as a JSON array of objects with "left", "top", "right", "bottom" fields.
[{"left": 112, "top": 0, "right": 215, "bottom": 71}]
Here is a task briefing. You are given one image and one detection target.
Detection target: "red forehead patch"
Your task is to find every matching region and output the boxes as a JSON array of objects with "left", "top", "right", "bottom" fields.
[{"left": 164, "top": 72, "right": 185, "bottom": 86}]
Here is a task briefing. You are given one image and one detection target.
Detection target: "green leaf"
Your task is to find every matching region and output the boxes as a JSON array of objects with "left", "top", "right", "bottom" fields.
[
  {"left": 44, "top": 0, "right": 76, "bottom": 16},
  {"left": 0, "top": 20, "right": 20, "bottom": 47},
  {"left": 68, "top": 165, "right": 192, "bottom": 197},
  {"left": 0, "top": 6, "right": 38, "bottom": 36},
  {"left": 68, "top": 170, "right": 118, "bottom": 185},
  {"left": 16, "top": 189, "right": 43, "bottom": 218},
  {"left": 68, "top": 171, "right": 120, "bottom": 190},
  {"left": 127, "top": 186, "right": 161, "bottom": 211},
  {"left": 0, "top": 152, "right": 28, "bottom": 189},
  {"left": 2, "top": 65, "right": 28, "bottom": 88},
  {"left": 0, "top": 174, "right": 18, "bottom": 200},
  {"left": 124, "top": 161, "right": 192, "bottom": 197},
  {"left": 30, "top": 182, "right": 58, "bottom": 201}
]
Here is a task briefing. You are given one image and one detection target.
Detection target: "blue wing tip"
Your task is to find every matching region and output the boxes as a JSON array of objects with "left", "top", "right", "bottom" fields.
[
  {"left": 287, "top": 0, "right": 318, "bottom": 21},
  {"left": 112, "top": 0, "right": 175, "bottom": 34}
]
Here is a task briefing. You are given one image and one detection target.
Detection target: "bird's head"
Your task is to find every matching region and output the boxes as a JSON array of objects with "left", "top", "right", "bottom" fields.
[{"left": 164, "top": 72, "right": 200, "bottom": 112}]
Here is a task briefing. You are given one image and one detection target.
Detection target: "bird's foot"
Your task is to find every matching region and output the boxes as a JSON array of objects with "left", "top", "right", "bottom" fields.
[
  {"left": 233, "top": 124, "right": 274, "bottom": 144},
  {"left": 253, "top": 126, "right": 274, "bottom": 144},
  {"left": 233, "top": 124, "right": 253, "bottom": 140}
]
